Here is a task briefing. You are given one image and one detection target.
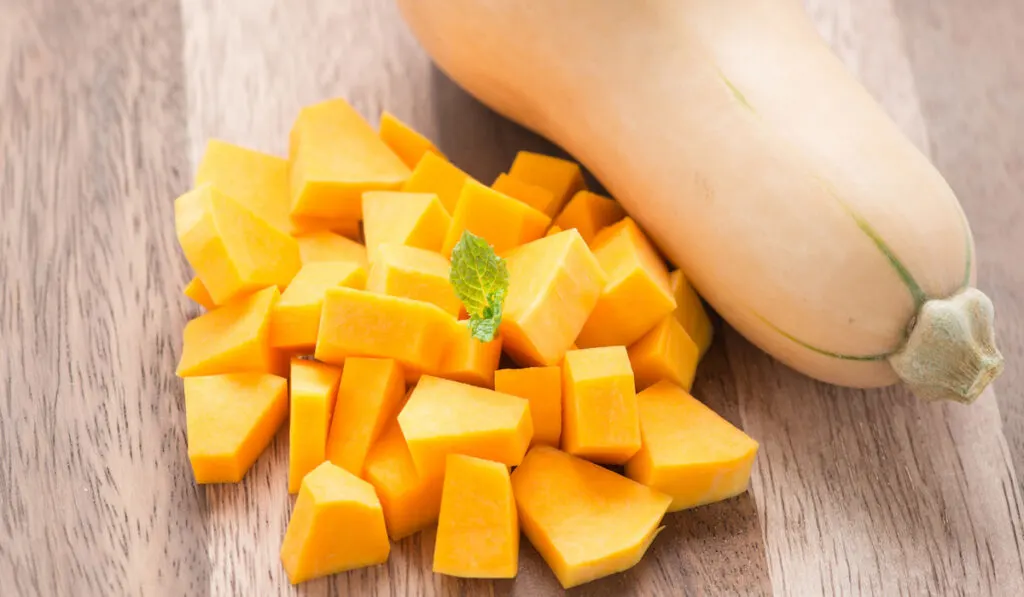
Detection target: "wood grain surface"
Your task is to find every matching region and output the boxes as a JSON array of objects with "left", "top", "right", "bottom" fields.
[{"left": 1, "top": 0, "right": 1022, "bottom": 595}]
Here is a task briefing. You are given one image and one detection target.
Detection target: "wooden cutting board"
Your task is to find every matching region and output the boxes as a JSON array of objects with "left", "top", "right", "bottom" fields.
[{"left": 2, "top": 0, "right": 1022, "bottom": 594}]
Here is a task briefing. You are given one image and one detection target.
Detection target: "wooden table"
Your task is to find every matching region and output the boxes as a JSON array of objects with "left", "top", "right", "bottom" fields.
[{"left": 2, "top": 0, "right": 1022, "bottom": 595}]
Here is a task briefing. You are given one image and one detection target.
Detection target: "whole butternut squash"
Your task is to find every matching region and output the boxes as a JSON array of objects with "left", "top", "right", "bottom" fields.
[{"left": 398, "top": 0, "right": 1003, "bottom": 402}]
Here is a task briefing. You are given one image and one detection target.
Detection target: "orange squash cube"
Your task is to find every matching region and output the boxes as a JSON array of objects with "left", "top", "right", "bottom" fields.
[
  {"left": 175, "top": 184, "right": 302, "bottom": 306},
  {"left": 294, "top": 231, "right": 367, "bottom": 266},
  {"left": 439, "top": 321, "right": 503, "bottom": 388},
  {"left": 397, "top": 376, "right": 533, "bottom": 479},
  {"left": 441, "top": 180, "right": 551, "bottom": 257},
  {"left": 362, "top": 191, "right": 451, "bottom": 260},
  {"left": 553, "top": 190, "right": 626, "bottom": 245},
  {"left": 270, "top": 262, "right": 367, "bottom": 351},
  {"left": 492, "top": 172, "right": 558, "bottom": 217},
  {"left": 280, "top": 462, "right": 390, "bottom": 584},
  {"left": 670, "top": 270, "right": 714, "bottom": 358},
  {"left": 289, "top": 98, "right": 409, "bottom": 219},
  {"left": 576, "top": 218, "right": 676, "bottom": 348},
  {"left": 500, "top": 230, "right": 606, "bottom": 366},
  {"left": 288, "top": 214, "right": 361, "bottom": 240},
  {"left": 326, "top": 358, "right": 406, "bottom": 477},
  {"left": 494, "top": 367, "right": 562, "bottom": 448},
  {"left": 365, "top": 244, "right": 461, "bottom": 317},
  {"left": 184, "top": 372, "right": 288, "bottom": 483},
  {"left": 379, "top": 112, "right": 443, "bottom": 169},
  {"left": 627, "top": 316, "right": 699, "bottom": 391},
  {"left": 402, "top": 150, "right": 472, "bottom": 214},
  {"left": 288, "top": 359, "right": 343, "bottom": 493},
  {"left": 194, "top": 139, "right": 291, "bottom": 234},
  {"left": 364, "top": 421, "right": 445, "bottom": 541},
  {"left": 177, "top": 286, "right": 284, "bottom": 377},
  {"left": 507, "top": 152, "right": 585, "bottom": 216},
  {"left": 433, "top": 454, "right": 519, "bottom": 578},
  {"left": 183, "top": 277, "right": 216, "bottom": 311},
  {"left": 625, "top": 382, "right": 758, "bottom": 512},
  {"left": 561, "top": 347, "right": 641, "bottom": 464}
]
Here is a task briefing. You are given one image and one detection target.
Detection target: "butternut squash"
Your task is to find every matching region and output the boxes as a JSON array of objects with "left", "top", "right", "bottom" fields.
[
  {"left": 493, "top": 367, "right": 562, "bottom": 447},
  {"left": 561, "top": 347, "right": 641, "bottom": 464},
  {"left": 397, "top": 0, "right": 1004, "bottom": 402},
  {"left": 288, "top": 359, "right": 343, "bottom": 493},
  {"left": 326, "top": 357, "right": 406, "bottom": 477}
]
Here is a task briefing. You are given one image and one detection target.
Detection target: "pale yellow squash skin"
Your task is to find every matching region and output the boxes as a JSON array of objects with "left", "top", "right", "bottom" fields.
[{"left": 398, "top": 0, "right": 1002, "bottom": 400}]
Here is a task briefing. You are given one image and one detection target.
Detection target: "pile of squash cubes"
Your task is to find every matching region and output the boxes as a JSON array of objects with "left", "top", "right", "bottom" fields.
[{"left": 174, "top": 98, "right": 758, "bottom": 588}]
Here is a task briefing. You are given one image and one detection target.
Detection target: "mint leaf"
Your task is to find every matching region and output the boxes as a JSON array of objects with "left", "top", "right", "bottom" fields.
[{"left": 449, "top": 231, "right": 509, "bottom": 342}]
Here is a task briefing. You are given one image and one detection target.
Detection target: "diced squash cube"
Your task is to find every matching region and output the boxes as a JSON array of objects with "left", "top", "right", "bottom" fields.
[
  {"left": 364, "top": 421, "right": 444, "bottom": 541},
  {"left": 510, "top": 446, "right": 671, "bottom": 589},
  {"left": 492, "top": 173, "right": 558, "bottom": 217},
  {"left": 670, "top": 270, "right": 714, "bottom": 358},
  {"left": 288, "top": 214, "right": 361, "bottom": 240},
  {"left": 627, "top": 316, "right": 699, "bottom": 391},
  {"left": 553, "top": 190, "right": 626, "bottom": 245},
  {"left": 500, "top": 230, "right": 606, "bottom": 366},
  {"left": 441, "top": 180, "right": 551, "bottom": 257},
  {"left": 576, "top": 218, "right": 676, "bottom": 348},
  {"left": 379, "top": 112, "right": 443, "bottom": 169},
  {"left": 294, "top": 231, "right": 367, "bottom": 266},
  {"left": 362, "top": 191, "right": 450, "bottom": 261},
  {"left": 545, "top": 224, "right": 563, "bottom": 237},
  {"left": 289, "top": 98, "right": 410, "bottom": 219},
  {"left": 433, "top": 454, "right": 518, "bottom": 578},
  {"left": 288, "top": 359, "right": 343, "bottom": 493},
  {"left": 177, "top": 286, "right": 283, "bottom": 377},
  {"left": 402, "top": 151, "right": 471, "bottom": 214},
  {"left": 397, "top": 376, "right": 532, "bottom": 479},
  {"left": 326, "top": 358, "right": 406, "bottom": 477},
  {"left": 184, "top": 372, "right": 288, "bottom": 483},
  {"left": 270, "top": 261, "right": 367, "bottom": 351},
  {"left": 562, "top": 347, "right": 640, "bottom": 464},
  {"left": 183, "top": 277, "right": 216, "bottom": 311},
  {"left": 439, "top": 321, "right": 503, "bottom": 388},
  {"left": 507, "top": 152, "right": 585, "bottom": 216},
  {"left": 493, "top": 367, "right": 561, "bottom": 448},
  {"left": 194, "top": 139, "right": 291, "bottom": 234},
  {"left": 175, "top": 184, "right": 302, "bottom": 306},
  {"left": 365, "top": 244, "right": 461, "bottom": 317},
  {"left": 625, "top": 382, "right": 758, "bottom": 512},
  {"left": 280, "top": 461, "right": 390, "bottom": 584},
  {"left": 315, "top": 287, "right": 460, "bottom": 381}
]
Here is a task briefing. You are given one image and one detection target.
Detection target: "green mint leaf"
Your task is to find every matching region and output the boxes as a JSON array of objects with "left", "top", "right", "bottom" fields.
[{"left": 449, "top": 231, "right": 509, "bottom": 342}]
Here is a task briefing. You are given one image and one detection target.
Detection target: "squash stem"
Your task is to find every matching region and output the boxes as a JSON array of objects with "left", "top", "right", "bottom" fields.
[{"left": 887, "top": 287, "right": 1004, "bottom": 404}]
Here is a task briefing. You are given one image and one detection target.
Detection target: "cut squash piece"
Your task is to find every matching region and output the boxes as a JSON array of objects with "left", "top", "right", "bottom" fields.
[
  {"left": 439, "top": 321, "right": 503, "bottom": 388},
  {"left": 577, "top": 218, "right": 676, "bottom": 348},
  {"left": 492, "top": 172, "right": 558, "bottom": 217},
  {"left": 669, "top": 270, "right": 714, "bottom": 358},
  {"left": 494, "top": 367, "right": 561, "bottom": 448},
  {"left": 315, "top": 287, "right": 460, "bottom": 381},
  {"left": 362, "top": 191, "right": 451, "bottom": 260},
  {"left": 270, "top": 261, "right": 367, "bottom": 351},
  {"left": 545, "top": 224, "right": 563, "bottom": 237},
  {"left": 280, "top": 461, "right": 390, "bottom": 584},
  {"left": 289, "top": 98, "right": 409, "bottom": 220},
  {"left": 365, "top": 244, "right": 461, "bottom": 317},
  {"left": 500, "top": 230, "right": 606, "bottom": 366},
  {"left": 183, "top": 277, "right": 216, "bottom": 311},
  {"left": 553, "top": 190, "right": 626, "bottom": 245},
  {"left": 175, "top": 184, "right": 302, "bottom": 306},
  {"left": 288, "top": 359, "right": 343, "bottom": 493},
  {"left": 288, "top": 214, "right": 361, "bottom": 240},
  {"left": 294, "top": 231, "right": 367, "bottom": 266},
  {"left": 628, "top": 316, "right": 699, "bottom": 391},
  {"left": 625, "top": 381, "right": 758, "bottom": 512},
  {"left": 379, "top": 112, "right": 443, "bottom": 169},
  {"left": 562, "top": 347, "right": 641, "bottom": 464},
  {"left": 402, "top": 150, "right": 471, "bottom": 214},
  {"left": 194, "top": 139, "right": 291, "bottom": 234},
  {"left": 441, "top": 180, "right": 551, "bottom": 257},
  {"left": 511, "top": 446, "right": 671, "bottom": 589},
  {"left": 507, "top": 152, "right": 585, "bottom": 216},
  {"left": 364, "top": 421, "right": 445, "bottom": 541},
  {"left": 184, "top": 372, "right": 288, "bottom": 483},
  {"left": 177, "top": 286, "right": 283, "bottom": 377},
  {"left": 433, "top": 454, "right": 518, "bottom": 579},
  {"left": 326, "top": 358, "right": 406, "bottom": 477},
  {"left": 397, "top": 376, "right": 532, "bottom": 479}
]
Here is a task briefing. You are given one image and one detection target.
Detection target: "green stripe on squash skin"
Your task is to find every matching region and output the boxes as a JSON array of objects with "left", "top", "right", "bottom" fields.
[
  {"left": 754, "top": 312, "right": 892, "bottom": 362},
  {"left": 717, "top": 70, "right": 756, "bottom": 115}
]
